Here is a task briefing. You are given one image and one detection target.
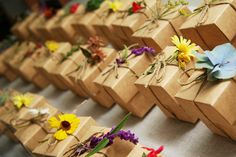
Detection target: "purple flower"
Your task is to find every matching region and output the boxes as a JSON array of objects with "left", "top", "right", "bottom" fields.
[
  {"left": 117, "top": 130, "right": 139, "bottom": 144},
  {"left": 131, "top": 46, "right": 156, "bottom": 56}
]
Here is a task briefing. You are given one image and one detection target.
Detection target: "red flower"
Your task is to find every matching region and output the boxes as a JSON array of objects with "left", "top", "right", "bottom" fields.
[
  {"left": 132, "top": 2, "right": 142, "bottom": 13},
  {"left": 70, "top": 3, "right": 80, "bottom": 14},
  {"left": 143, "top": 146, "right": 164, "bottom": 157},
  {"left": 44, "top": 7, "right": 54, "bottom": 19}
]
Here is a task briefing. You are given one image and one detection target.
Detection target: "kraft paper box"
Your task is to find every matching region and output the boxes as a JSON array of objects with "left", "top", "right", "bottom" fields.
[
  {"left": 132, "top": 7, "right": 190, "bottom": 52},
  {"left": 135, "top": 73, "right": 175, "bottom": 119},
  {"left": 19, "top": 46, "right": 50, "bottom": 88},
  {"left": 72, "top": 2, "right": 107, "bottom": 40},
  {"left": 11, "top": 12, "right": 38, "bottom": 40},
  {"left": 127, "top": 145, "right": 148, "bottom": 157},
  {"left": 36, "top": 11, "right": 64, "bottom": 41},
  {"left": 147, "top": 46, "right": 197, "bottom": 123},
  {"left": 51, "top": 5, "right": 86, "bottom": 43},
  {"left": 37, "top": 43, "right": 72, "bottom": 90},
  {"left": 114, "top": 0, "right": 156, "bottom": 44},
  {"left": 6, "top": 42, "right": 36, "bottom": 80},
  {"left": 14, "top": 102, "right": 58, "bottom": 152},
  {"left": 100, "top": 53, "right": 152, "bottom": 105},
  {"left": 1, "top": 93, "right": 46, "bottom": 129},
  {"left": 33, "top": 117, "right": 96, "bottom": 157},
  {"left": 51, "top": 50, "right": 89, "bottom": 98},
  {"left": 92, "top": 0, "right": 132, "bottom": 49},
  {"left": 175, "top": 70, "right": 228, "bottom": 137},
  {"left": 28, "top": 15, "right": 46, "bottom": 41},
  {"left": 0, "top": 43, "right": 19, "bottom": 76},
  {"left": 194, "top": 79, "right": 236, "bottom": 140},
  {"left": 69, "top": 47, "right": 116, "bottom": 108},
  {"left": 180, "top": 1, "right": 236, "bottom": 50}
]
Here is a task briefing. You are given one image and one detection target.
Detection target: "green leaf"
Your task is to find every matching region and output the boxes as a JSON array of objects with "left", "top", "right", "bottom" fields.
[
  {"left": 85, "top": 112, "right": 132, "bottom": 157},
  {"left": 80, "top": 47, "right": 92, "bottom": 59},
  {"left": 142, "top": 152, "right": 147, "bottom": 157},
  {"left": 0, "top": 93, "right": 8, "bottom": 106},
  {"left": 85, "top": 138, "right": 109, "bottom": 157},
  {"left": 110, "top": 112, "right": 132, "bottom": 134}
]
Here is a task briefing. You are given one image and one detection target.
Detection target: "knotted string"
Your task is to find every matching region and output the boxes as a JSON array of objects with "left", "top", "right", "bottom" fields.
[
  {"left": 101, "top": 44, "right": 139, "bottom": 83},
  {"left": 135, "top": 0, "right": 187, "bottom": 33},
  {"left": 193, "top": 0, "right": 232, "bottom": 26},
  {"left": 10, "top": 113, "right": 49, "bottom": 129},
  {"left": 143, "top": 52, "right": 178, "bottom": 87}
]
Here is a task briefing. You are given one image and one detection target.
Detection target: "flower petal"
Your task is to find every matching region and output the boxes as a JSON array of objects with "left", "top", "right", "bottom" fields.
[
  {"left": 48, "top": 116, "right": 60, "bottom": 129},
  {"left": 54, "top": 129, "right": 68, "bottom": 141}
]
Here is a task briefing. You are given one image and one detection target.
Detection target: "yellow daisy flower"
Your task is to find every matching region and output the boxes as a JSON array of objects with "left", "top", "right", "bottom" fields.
[
  {"left": 12, "top": 94, "right": 33, "bottom": 109},
  {"left": 106, "top": 0, "right": 122, "bottom": 12},
  {"left": 45, "top": 40, "right": 59, "bottom": 53},
  {"left": 48, "top": 113, "right": 80, "bottom": 141},
  {"left": 171, "top": 35, "right": 199, "bottom": 69}
]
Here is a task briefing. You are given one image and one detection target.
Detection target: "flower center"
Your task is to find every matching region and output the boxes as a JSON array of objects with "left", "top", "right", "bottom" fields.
[{"left": 61, "top": 121, "right": 71, "bottom": 130}]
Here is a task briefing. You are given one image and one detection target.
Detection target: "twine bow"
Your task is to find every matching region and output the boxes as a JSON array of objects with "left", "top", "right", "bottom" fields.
[
  {"left": 101, "top": 44, "right": 139, "bottom": 83},
  {"left": 10, "top": 112, "right": 49, "bottom": 129},
  {"left": 143, "top": 52, "right": 178, "bottom": 87},
  {"left": 136, "top": 0, "right": 188, "bottom": 32}
]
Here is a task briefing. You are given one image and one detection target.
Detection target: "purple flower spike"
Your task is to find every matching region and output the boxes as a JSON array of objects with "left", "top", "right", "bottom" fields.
[{"left": 131, "top": 46, "right": 156, "bottom": 56}]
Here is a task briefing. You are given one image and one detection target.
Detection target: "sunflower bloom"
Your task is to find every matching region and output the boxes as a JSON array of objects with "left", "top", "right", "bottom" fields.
[
  {"left": 171, "top": 35, "right": 198, "bottom": 69},
  {"left": 48, "top": 114, "right": 80, "bottom": 141},
  {"left": 12, "top": 94, "right": 33, "bottom": 109},
  {"left": 107, "top": 0, "right": 122, "bottom": 12},
  {"left": 45, "top": 41, "right": 59, "bottom": 53}
]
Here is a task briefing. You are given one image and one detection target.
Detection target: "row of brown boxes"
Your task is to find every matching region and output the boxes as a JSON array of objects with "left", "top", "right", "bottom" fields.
[
  {"left": 0, "top": 90, "right": 148, "bottom": 157},
  {"left": 1, "top": 39, "right": 236, "bottom": 142},
  {"left": 11, "top": 0, "right": 236, "bottom": 51}
]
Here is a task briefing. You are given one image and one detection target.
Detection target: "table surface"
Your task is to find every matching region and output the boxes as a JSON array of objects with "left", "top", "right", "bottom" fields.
[{"left": 1, "top": 1, "right": 236, "bottom": 157}]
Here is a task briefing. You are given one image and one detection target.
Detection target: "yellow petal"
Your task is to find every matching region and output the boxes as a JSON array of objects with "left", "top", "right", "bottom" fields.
[
  {"left": 60, "top": 114, "right": 77, "bottom": 123},
  {"left": 66, "top": 118, "right": 80, "bottom": 134},
  {"left": 54, "top": 129, "right": 68, "bottom": 141},
  {"left": 48, "top": 116, "right": 60, "bottom": 129}
]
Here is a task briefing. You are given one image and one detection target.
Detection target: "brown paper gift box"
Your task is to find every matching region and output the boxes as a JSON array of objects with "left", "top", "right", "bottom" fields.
[
  {"left": 2, "top": 42, "right": 29, "bottom": 81},
  {"left": 147, "top": 46, "right": 198, "bottom": 123},
  {"left": 14, "top": 102, "right": 58, "bottom": 152},
  {"left": 72, "top": 2, "right": 107, "bottom": 40},
  {"left": 132, "top": 6, "right": 190, "bottom": 52},
  {"left": 11, "top": 12, "right": 38, "bottom": 40},
  {"left": 0, "top": 43, "right": 20, "bottom": 79},
  {"left": 18, "top": 46, "right": 50, "bottom": 88},
  {"left": 36, "top": 11, "right": 65, "bottom": 41},
  {"left": 92, "top": 0, "right": 133, "bottom": 49},
  {"left": 127, "top": 144, "right": 148, "bottom": 157},
  {"left": 68, "top": 47, "right": 116, "bottom": 108},
  {"left": 135, "top": 72, "right": 175, "bottom": 119},
  {"left": 1, "top": 93, "right": 46, "bottom": 130},
  {"left": 32, "top": 116, "right": 96, "bottom": 157},
  {"left": 5, "top": 42, "right": 36, "bottom": 80},
  {"left": 193, "top": 79, "right": 236, "bottom": 140},
  {"left": 94, "top": 53, "right": 154, "bottom": 117},
  {"left": 51, "top": 5, "right": 86, "bottom": 43},
  {"left": 180, "top": 1, "right": 236, "bottom": 50},
  {"left": 100, "top": 53, "right": 152, "bottom": 104},
  {"left": 36, "top": 43, "right": 72, "bottom": 90},
  {"left": 175, "top": 70, "right": 229, "bottom": 137},
  {"left": 50, "top": 49, "right": 89, "bottom": 98},
  {"left": 112, "top": 0, "right": 156, "bottom": 45},
  {"left": 28, "top": 14, "right": 47, "bottom": 41}
]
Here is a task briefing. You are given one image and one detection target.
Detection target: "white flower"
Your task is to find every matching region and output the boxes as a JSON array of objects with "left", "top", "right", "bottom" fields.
[{"left": 28, "top": 108, "right": 50, "bottom": 116}]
